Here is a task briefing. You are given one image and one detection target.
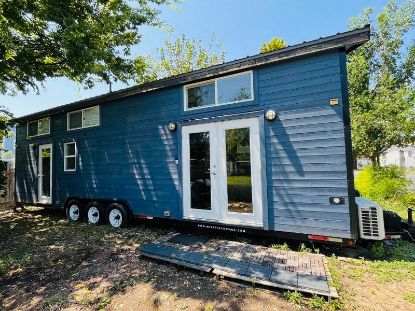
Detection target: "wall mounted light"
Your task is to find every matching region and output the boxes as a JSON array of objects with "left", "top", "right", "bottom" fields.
[
  {"left": 168, "top": 122, "right": 177, "bottom": 132},
  {"left": 265, "top": 109, "right": 277, "bottom": 121}
]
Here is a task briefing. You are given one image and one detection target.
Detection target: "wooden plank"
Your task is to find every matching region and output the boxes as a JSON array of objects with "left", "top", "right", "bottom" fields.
[
  {"left": 139, "top": 252, "right": 212, "bottom": 273},
  {"left": 213, "top": 269, "right": 338, "bottom": 298}
]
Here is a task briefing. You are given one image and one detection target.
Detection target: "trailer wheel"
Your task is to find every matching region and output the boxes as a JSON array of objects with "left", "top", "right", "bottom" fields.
[
  {"left": 107, "top": 203, "right": 129, "bottom": 228},
  {"left": 86, "top": 201, "right": 104, "bottom": 225},
  {"left": 66, "top": 200, "right": 83, "bottom": 222}
]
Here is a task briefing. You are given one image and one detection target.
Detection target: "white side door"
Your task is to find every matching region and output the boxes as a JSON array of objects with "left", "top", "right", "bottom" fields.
[
  {"left": 182, "top": 123, "right": 220, "bottom": 221},
  {"left": 38, "top": 144, "right": 52, "bottom": 204},
  {"left": 217, "top": 118, "right": 263, "bottom": 226}
]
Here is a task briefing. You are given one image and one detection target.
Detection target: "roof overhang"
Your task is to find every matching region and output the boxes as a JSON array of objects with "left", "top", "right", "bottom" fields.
[{"left": 15, "top": 25, "right": 370, "bottom": 123}]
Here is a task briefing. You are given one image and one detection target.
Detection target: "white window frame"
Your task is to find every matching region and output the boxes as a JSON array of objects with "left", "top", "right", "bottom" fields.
[
  {"left": 64, "top": 142, "right": 77, "bottom": 172},
  {"left": 67, "top": 105, "right": 100, "bottom": 131},
  {"left": 27, "top": 117, "right": 51, "bottom": 138},
  {"left": 184, "top": 71, "right": 254, "bottom": 111}
]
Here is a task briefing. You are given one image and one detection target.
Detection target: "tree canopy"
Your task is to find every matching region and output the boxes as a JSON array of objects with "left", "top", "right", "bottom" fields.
[
  {"left": 259, "top": 37, "right": 287, "bottom": 53},
  {"left": 137, "top": 33, "right": 226, "bottom": 82},
  {"left": 348, "top": 0, "right": 415, "bottom": 165},
  {"left": 0, "top": 0, "right": 172, "bottom": 95}
]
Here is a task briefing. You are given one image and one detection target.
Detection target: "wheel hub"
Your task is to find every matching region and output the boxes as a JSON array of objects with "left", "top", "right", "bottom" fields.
[
  {"left": 109, "top": 209, "right": 122, "bottom": 228},
  {"left": 69, "top": 205, "right": 80, "bottom": 221},
  {"left": 88, "top": 206, "right": 100, "bottom": 224}
]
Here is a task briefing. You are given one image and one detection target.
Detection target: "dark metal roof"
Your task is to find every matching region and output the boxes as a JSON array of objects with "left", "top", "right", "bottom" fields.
[{"left": 15, "top": 25, "right": 370, "bottom": 123}]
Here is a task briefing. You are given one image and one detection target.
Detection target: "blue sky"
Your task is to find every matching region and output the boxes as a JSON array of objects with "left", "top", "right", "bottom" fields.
[{"left": 1, "top": 0, "right": 396, "bottom": 117}]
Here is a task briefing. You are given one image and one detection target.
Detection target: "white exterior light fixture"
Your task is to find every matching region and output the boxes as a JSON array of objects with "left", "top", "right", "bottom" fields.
[
  {"left": 168, "top": 122, "right": 177, "bottom": 132},
  {"left": 265, "top": 109, "right": 277, "bottom": 121}
]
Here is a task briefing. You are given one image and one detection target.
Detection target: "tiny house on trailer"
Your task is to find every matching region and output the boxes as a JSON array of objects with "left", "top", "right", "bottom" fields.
[{"left": 14, "top": 26, "right": 383, "bottom": 246}]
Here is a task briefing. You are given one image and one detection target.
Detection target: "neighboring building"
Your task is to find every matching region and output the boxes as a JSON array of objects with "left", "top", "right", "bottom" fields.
[
  {"left": 14, "top": 26, "right": 370, "bottom": 244},
  {"left": 380, "top": 146, "right": 415, "bottom": 168},
  {"left": 357, "top": 145, "right": 415, "bottom": 168}
]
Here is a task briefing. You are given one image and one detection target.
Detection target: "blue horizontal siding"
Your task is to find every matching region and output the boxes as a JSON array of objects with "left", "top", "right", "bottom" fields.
[
  {"left": 15, "top": 50, "right": 353, "bottom": 238},
  {"left": 258, "top": 51, "right": 351, "bottom": 238}
]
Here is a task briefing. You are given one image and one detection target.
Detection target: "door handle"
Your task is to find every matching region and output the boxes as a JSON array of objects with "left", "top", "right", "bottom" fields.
[{"left": 204, "top": 171, "right": 216, "bottom": 175}]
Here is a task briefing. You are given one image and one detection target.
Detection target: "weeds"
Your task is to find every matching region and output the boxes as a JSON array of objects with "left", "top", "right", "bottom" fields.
[
  {"left": 97, "top": 294, "right": 111, "bottom": 310},
  {"left": 404, "top": 292, "right": 415, "bottom": 304},
  {"left": 153, "top": 294, "right": 162, "bottom": 307},
  {"left": 271, "top": 242, "right": 289, "bottom": 251},
  {"left": 283, "top": 290, "right": 303, "bottom": 305},
  {"left": 247, "top": 287, "right": 258, "bottom": 298},
  {"left": 298, "top": 243, "right": 312, "bottom": 253},
  {"left": 204, "top": 303, "right": 215, "bottom": 311},
  {"left": 44, "top": 296, "right": 70, "bottom": 310},
  {"left": 308, "top": 294, "right": 326, "bottom": 309}
]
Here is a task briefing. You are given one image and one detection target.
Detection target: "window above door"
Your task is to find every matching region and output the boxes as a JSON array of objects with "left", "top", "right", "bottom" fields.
[{"left": 184, "top": 71, "right": 254, "bottom": 111}]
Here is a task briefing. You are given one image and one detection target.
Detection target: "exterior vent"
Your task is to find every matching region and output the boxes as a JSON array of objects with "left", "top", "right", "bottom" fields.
[{"left": 356, "top": 197, "right": 385, "bottom": 240}]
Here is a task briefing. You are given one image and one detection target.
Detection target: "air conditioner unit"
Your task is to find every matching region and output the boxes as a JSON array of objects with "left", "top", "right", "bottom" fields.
[{"left": 356, "top": 197, "right": 385, "bottom": 240}]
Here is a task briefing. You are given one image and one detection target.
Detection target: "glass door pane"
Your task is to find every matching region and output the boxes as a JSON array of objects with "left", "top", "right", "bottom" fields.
[
  {"left": 41, "top": 147, "right": 51, "bottom": 198},
  {"left": 225, "top": 127, "right": 253, "bottom": 214},
  {"left": 189, "top": 132, "right": 211, "bottom": 210}
]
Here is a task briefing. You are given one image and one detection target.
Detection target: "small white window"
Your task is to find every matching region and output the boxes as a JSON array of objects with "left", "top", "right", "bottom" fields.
[
  {"left": 67, "top": 106, "right": 100, "bottom": 130},
  {"left": 27, "top": 118, "right": 50, "bottom": 137},
  {"left": 184, "top": 71, "right": 253, "bottom": 111},
  {"left": 64, "top": 142, "right": 77, "bottom": 171}
]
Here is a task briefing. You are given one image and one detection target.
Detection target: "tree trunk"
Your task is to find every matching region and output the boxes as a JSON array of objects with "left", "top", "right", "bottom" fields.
[{"left": 370, "top": 155, "right": 379, "bottom": 167}]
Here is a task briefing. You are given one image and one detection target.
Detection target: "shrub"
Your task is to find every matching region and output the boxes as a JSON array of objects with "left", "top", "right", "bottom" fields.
[{"left": 355, "top": 165, "right": 409, "bottom": 202}]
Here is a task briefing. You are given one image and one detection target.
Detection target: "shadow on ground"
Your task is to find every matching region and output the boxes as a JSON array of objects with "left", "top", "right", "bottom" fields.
[{"left": 0, "top": 207, "right": 299, "bottom": 311}]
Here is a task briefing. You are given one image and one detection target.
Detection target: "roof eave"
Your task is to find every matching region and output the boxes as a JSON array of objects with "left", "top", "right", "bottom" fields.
[{"left": 14, "top": 25, "right": 370, "bottom": 123}]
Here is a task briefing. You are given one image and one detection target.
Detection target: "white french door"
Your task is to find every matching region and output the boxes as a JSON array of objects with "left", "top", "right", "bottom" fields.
[
  {"left": 38, "top": 144, "right": 52, "bottom": 204},
  {"left": 182, "top": 118, "right": 263, "bottom": 227}
]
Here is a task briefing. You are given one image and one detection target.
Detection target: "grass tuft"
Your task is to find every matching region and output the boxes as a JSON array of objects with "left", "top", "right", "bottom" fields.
[
  {"left": 283, "top": 290, "right": 303, "bottom": 305},
  {"left": 404, "top": 292, "right": 415, "bottom": 304}
]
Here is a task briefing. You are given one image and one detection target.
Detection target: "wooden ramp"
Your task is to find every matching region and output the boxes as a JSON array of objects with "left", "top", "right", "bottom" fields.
[{"left": 139, "top": 233, "right": 338, "bottom": 298}]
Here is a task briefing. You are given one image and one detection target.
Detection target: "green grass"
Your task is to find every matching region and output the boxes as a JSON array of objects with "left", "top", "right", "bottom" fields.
[
  {"left": 227, "top": 175, "right": 251, "bottom": 186},
  {"left": 326, "top": 241, "right": 415, "bottom": 310},
  {"left": 271, "top": 242, "right": 290, "bottom": 251},
  {"left": 404, "top": 292, "right": 415, "bottom": 304},
  {"left": 283, "top": 291, "right": 304, "bottom": 305},
  {"left": 358, "top": 240, "right": 415, "bottom": 283},
  {"left": 227, "top": 175, "right": 252, "bottom": 202}
]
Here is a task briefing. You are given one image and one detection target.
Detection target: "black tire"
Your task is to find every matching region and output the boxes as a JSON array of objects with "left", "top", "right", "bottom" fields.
[
  {"left": 107, "top": 203, "right": 129, "bottom": 228},
  {"left": 86, "top": 201, "right": 104, "bottom": 225},
  {"left": 66, "top": 200, "right": 84, "bottom": 222}
]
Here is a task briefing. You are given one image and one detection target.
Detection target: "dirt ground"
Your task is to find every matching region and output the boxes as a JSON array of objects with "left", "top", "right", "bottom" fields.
[
  {"left": 1, "top": 206, "right": 415, "bottom": 311},
  {"left": 0, "top": 207, "right": 300, "bottom": 311}
]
